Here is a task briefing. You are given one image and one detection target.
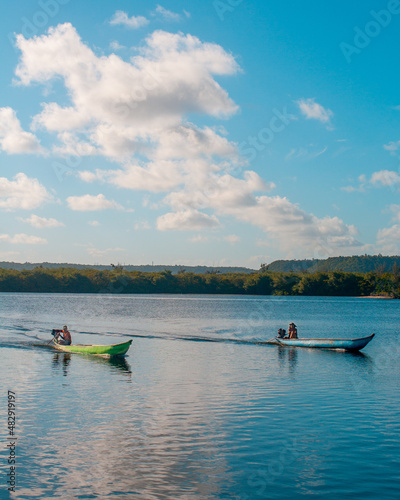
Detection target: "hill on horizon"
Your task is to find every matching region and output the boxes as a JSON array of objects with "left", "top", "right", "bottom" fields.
[
  {"left": 264, "top": 255, "right": 400, "bottom": 273},
  {"left": 0, "top": 261, "right": 255, "bottom": 275}
]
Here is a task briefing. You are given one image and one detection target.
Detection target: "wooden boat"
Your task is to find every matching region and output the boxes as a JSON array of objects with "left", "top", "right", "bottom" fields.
[
  {"left": 53, "top": 339, "right": 132, "bottom": 358},
  {"left": 275, "top": 334, "right": 374, "bottom": 351}
]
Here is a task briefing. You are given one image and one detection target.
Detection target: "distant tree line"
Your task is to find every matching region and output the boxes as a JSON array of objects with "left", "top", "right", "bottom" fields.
[
  {"left": 0, "top": 267, "right": 400, "bottom": 297},
  {"left": 0, "top": 261, "right": 253, "bottom": 274},
  {"left": 265, "top": 254, "right": 400, "bottom": 273}
]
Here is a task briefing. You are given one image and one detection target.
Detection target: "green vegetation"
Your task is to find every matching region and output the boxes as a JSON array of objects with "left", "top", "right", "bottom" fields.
[
  {"left": 262, "top": 259, "right": 318, "bottom": 273},
  {"left": 0, "top": 261, "right": 253, "bottom": 274},
  {"left": 265, "top": 254, "right": 400, "bottom": 273},
  {"left": 0, "top": 267, "right": 399, "bottom": 297}
]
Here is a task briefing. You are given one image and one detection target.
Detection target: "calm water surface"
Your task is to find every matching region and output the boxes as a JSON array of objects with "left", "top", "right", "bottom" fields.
[{"left": 0, "top": 294, "right": 399, "bottom": 499}]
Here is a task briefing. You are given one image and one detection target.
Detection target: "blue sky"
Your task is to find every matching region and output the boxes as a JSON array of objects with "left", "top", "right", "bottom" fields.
[{"left": 1, "top": 0, "right": 400, "bottom": 268}]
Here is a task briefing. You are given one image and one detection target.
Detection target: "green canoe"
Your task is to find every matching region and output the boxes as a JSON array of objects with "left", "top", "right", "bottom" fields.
[{"left": 53, "top": 339, "right": 132, "bottom": 357}]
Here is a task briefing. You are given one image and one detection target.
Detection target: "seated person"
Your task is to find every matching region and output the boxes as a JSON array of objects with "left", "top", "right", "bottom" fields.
[
  {"left": 288, "top": 323, "right": 298, "bottom": 339},
  {"left": 277, "top": 328, "right": 285, "bottom": 338},
  {"left": 53, "top": 325, "right": 72, "bottom": 345}
]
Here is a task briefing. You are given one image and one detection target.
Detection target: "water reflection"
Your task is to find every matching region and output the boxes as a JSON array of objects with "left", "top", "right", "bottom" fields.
[
  {"left": 51, "top": 352, "right": 132, "bottom": 378},
  {"left": 277, "top": 346, "right": 298, "bottom": 375},
  {"left": 276, "top": 345, "right": 375, "bottom": 383},
  {"left": 310, "top": 348, "right": 374, "bottom": 372},
  {"left": 1, "top": 294, "right": 400, "bottom": 500},
  {"left": 91, "top": 354, "right": 132, "bottom": 376},
  {"left": 52, "top": 353, "right": 71, "bottom": 376}
]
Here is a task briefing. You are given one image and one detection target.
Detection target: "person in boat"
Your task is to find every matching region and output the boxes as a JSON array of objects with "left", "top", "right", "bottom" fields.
[
  {"left": 53, "top": 325, "right": 72, "bottom": 345},
  {"left": 288, "top": 323, "right": 298, "bottom": 339},
  {"left": 277, "top": 328, "right": 286, "bottom": 338}
]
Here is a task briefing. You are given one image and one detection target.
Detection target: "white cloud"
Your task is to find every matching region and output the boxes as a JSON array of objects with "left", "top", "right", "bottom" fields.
[
  {"left": 78, "top": 171, "right": 102, "bottom": 183},
  {"left": 82, "top": 161, "right": 183, "bottom": 192},
  {"left": 15, "top": 24, "right": 239, "bottom": 141},
  {"left": 13, "top": 22, "right": 241, "bottom": 200},
  {"left": 0, "top": 233, "right": 47, "bottom": 244},
  {"left": 153, "top": 5, "right": 182, "bottom": 22},
  {"left": 134, "top": 221, "right": 150, "bottom": 230},
  {"left": 157, "top": 210, "right": 220, "bottom": 230},
  {"left": 0, "top": 173, "right": 50, "bottom": 210},
  {"left": 0, "top": 107, "right": 43, "bottom": 154},
  {"left": 190, "top": 234, "right": 209, "bottom": 243},
  {"left": 66, "top": 194, "right": 122, "bottom": 211},
  {"left": 375, "top": 206, "right": 400, "bottom": 253},
  {"left": 285, "top": 145, "right": 327, "bottom": 161},
  {"left": 378, "top": 224, "right": 400, "bottom": 240},
  {"left": 52, "top": 132, "right": 98, "bottom": 157},
  {"left": 10, "top": 23, "right": 361, "bottom": 256},
  {"left": 86, "top": 246, "right": 125, "bottom": 257},
  {"left": 296, "top": 98, "right": 333, "bottom": 124},
  {"left": 224, "top": 234, "right": 240, "bottom": 244},
  {"left": 341, "top": 174, "right": 367, "bottom": 193},
  {"left": 109, "top": 40, "right": 126, "bottom": 51},
  {"left": 154, "top": 124, "right": 238, "bottom": 161},
  {"left": 388, "top": 204, "right": 400, "bottom": 223},
  {"left": 78, "top": 123, "right": 241, "bottom": 191},
  {"left": 217, "top": 195, "right": 360, "bottom": 255},
  {"left": 88, "top": 220, "right": 100, "bottom": 226},
  {"left": 109, "top": 11, "right": 149, "bottom": 29},
  {"left": 377, "top": 224, "right": 400, "bottom": 254},
  {"left": 342, "top": 171, "right": 400, "bottom": 193},
  {"left": 341, "top": 185, "right": 359, "bottom": 193},
  {"left": 160, "top": 170, "right": 359, "bottom": 254},
  {"left": 21, "top": 214, "right": 64, "bottom": 228},
  {"left": 160, "top": 171, "right": 271, "bottom": 215},
  {"left": 370, "top": 170, "right": 400, "bottom": 187},
  {"left": 123, "top": 161, "right": 359, "bottom": 255},
  {"left": 247, "top": 255, "right": 269, "bottom": 268},
  {"left": 383, "top": 140, "right": 400, "bottom": 153},
  {"left": 32, "top": 104, "right": 90, "bottom": 132}
]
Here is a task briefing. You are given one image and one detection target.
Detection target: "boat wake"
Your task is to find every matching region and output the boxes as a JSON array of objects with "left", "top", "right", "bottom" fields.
[
  {"left": 109, "top": 331, "right": 276, "bottom": 346},
  {"left": 69, "top": 326, "right": 277, "bottom": 346}
]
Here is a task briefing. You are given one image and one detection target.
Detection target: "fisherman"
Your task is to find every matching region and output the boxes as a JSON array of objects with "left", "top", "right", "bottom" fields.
[
  {"left": 288, "top": 323, "right": 298, "bottom": 339},
  {"left": 277, "top": 328, "right": 286, "bottom": 338},
  {"left": 52, "top": 325, "right": 72, "bottom": 345}
]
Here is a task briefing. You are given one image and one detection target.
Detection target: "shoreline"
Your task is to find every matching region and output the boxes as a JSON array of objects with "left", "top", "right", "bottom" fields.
[{"left": 359, "top": 295, "right": 394, "bottom": 299}]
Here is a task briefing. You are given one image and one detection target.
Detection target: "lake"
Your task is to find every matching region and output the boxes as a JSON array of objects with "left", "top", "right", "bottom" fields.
[{"left": 0, "top": 293, "right": 399, "bottom": 499}]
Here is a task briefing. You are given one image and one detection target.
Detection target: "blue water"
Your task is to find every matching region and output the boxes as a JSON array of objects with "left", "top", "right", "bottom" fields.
[{"left": 0, "top": 294, "right": 399, "bottom": 499}]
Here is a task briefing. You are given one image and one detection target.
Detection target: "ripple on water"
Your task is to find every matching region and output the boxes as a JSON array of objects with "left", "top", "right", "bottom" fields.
[{"left": 1, "top": 294, "right": 400, "bottom": 499}]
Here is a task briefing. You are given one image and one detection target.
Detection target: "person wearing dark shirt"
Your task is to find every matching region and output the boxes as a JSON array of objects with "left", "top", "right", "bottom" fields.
[
  {"left": 53, "top": 325, "right": 72, "bottom": 345},
  {"left": 277, "top": 328, "right": 286, "bottom": 338}
]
